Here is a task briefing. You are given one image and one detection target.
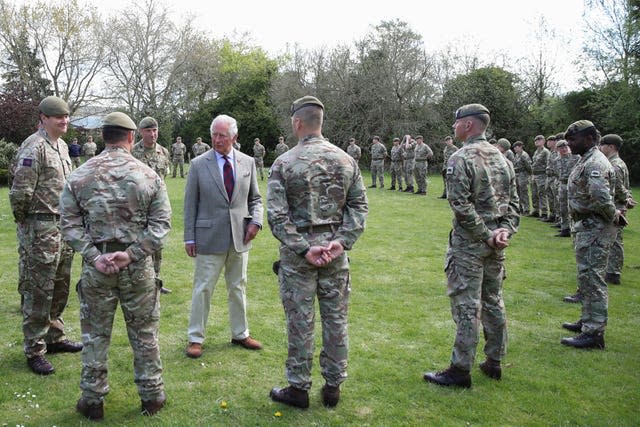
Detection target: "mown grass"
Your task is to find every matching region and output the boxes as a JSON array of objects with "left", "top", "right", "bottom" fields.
[{"left": 0, "top": 170, "right": 638, "bottom": 426}]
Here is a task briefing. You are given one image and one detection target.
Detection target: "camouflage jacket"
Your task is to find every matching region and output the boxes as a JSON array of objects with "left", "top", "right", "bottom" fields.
[
  {"left": 567, "top": 146, "right": 615, "bottom": 223},
  {"left": 171, "top": 142, "right": 186, "bottom": 159},
  {"left": 267, "top": 135, "right": 368, "bottom": 254},
  {"left": 346, "top": 144, "right": 361, "bottom": 160},
  {"left": 275, "top": 142, "right": 289, "bottom": 157},
  {"left": 442, "top": 144, "right": 458, "bottom": 171},
  {"left": 9, "top": 129, "right": 72, "bottom": 223},
  {"left": 532, "top": 147, "right": 549, "bottom": 174},
  {"left": 513, "top": 151, "right": 532, "bottom": 175},
  {"left": 370, "top": 142, "right": 387, "bottom": 160},
  {"left": 414, "top": 143, "right": 433, "bottom": 161},
  {"left": 60, "top": 146, "right": 171, "bottom": 265},
  {"left": 132, "top": 141, "right": 171, "bottom": 179},
  {"left": 402, "top": 141, "right": 416, "bottom": 160},
  {"left": 192, "top": 141, "right": 210, "bottom": 157},
  {"left": 253, "top": 143, "right": 265, "bottom": 159},
  {"left": 607, "top": 153, "right": 631, "bottom": 209},
  {"left": 82, "top": 141, "right": 97, "bottom": 156},
  {"left": 390, "top": 145, "right": 403, "bottom": 162},
  {"left": 504, "top": 149, "right": 515, "bottom": 163},
  {"left": 546, "top": 151, "right": 560, "bottom": 178},
  {"left": 445, "top": 134, "right": 520, "bottom": 242},
  {"left": 557, "top": 154, "right": 580, "bottom": 183}
]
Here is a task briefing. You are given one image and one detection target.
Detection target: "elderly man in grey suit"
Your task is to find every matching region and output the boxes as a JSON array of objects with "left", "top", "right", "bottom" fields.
[{"left": 184, "top": 114, "right": 264, "bottom": 358}]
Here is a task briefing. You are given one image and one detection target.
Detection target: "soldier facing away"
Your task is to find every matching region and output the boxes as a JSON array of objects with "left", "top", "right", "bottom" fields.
[{"left": 60, "top": 112, "right": 172, "bottom": 420}]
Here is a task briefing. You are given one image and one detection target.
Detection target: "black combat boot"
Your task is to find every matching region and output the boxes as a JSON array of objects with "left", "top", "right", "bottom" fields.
[
  {"left": 562, "top": 319, "right": 583, "bottom": 333},
  {"left": 561, "top": 332, "right": 605, "bottom": 349},
  {"left": 321, "top": 384, "right": 340, "bottom": 407},
  {"left": 479, "top": 358, "right": 501, "bottom": 380},
  {"left": 76, "top": 397, "right": 104, "bottom": 421},
  {"left": 270, "top": 386, "right": 309, "bottom": 409},
  {"left": 605, "top": 272, "right": 621, "bottom": 285},
  {"left": 555, "top": 229, "right": 571, "bottom": 237},
  {"left": 563, "top": 292, "right": 582, "bottom": 303},
  {"left": 423, "top": 365, "right": 471, "bottom": 388}
]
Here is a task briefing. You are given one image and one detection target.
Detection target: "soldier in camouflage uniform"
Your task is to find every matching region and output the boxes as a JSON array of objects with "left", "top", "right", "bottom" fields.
[
  {"left": 440, "top": 136, "right": 457, "bottom": 199},
  {"left": 346, "top": 138, "right": 362, "bottom": 164},
  {"left": 192, "top": 137, "right": 209, "bottom": 158},
  {"left": 268, "top": 96, "right": 368, "bottom": 409},
  {"left": 530, "top": 135, "right": 549, "bottom": 218},
  {"left": 598, "top": 134, "right": 636, "bottom": 285},
  {"left": 542, "top": 136, "right": 559, "bottom": 223},
  {"left": 132, "top": 116, "right": 172, "bottom": 294},
  {"left": 402, "top": 135, "right": 416, "bottom": 192},
  {"left": 413, "top": 135, "right": 433, "bottom": 195},
  {"left": 495, "top": 138, "right": 515, "bottom": 163},
  {"left": 369, "top": 136, "right": 387, "bottom": 188},
  {"left": 424, "top": 104, "right": 519, "bottom": 388},
  {"left": 253, "top": 137, "right": 266, "bottom": 180},
  {"left": 60, "top": 112, "right": 171, "bottom": 420},
  {"left": 82, "top": 135, "right": 97, "bottom": 159},
  {"left": 389, "top": 137, "right": 404, "bottom": 191},
  {"left": 555, "top": 140, "right": 580, "bottom": 237},
  {"left": 171, "top": 136, "right": 187, "bottom": 178},
  {"left": 512, "top": 141, "right": 532, "bottom": 214},
  {"left": 275, "top": 136, "right": 289, "bottom": 157},
  {"left": 560, "top": 121, "right": 618, "bottom": 350},
  {"left": 9, "top": 96, "right": 82, "bottom": 376}
]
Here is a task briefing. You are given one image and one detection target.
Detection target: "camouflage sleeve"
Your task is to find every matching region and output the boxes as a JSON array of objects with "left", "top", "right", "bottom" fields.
[
  {"left": 127, "top": 177, "right": 172, "bottom": 262},
  {"left": 9, "top": 143, "right": 40, "bottom": 223},
  {"left": 426, "top": 145, "right": 433, "bottom": 158},
  {"left": 586, "top": 163, "right": 616, "bottom": 223},
  {"left": 59, "top": 182, "right": 102, "bottom": 263},
  {"left": 613, "top": 163, "right": 631, "bottom": 205},
  {"left": 247, "top": 158, "right": 263, "bottom": 226},
  {"left": 524, "top": 154, "right": 533, "bottom": 173},
  {"left": 335, "top": 164, "right": 368, "bottom": 250},
  {"left": 446, "top": 155, "right": 493, "bottom": 242},
  {"left": 500, "top": 162, "right": 520, "bottom": 234},
  {"left": 267, "top": 159, "right": 310, "bottom": 255}
]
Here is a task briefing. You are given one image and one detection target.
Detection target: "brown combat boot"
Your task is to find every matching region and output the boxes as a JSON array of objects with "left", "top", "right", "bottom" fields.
[
  {"left": 269, "top": 386, "right": 309, "bottom": 409},
  {"left": 321, "top": 384, "right": 340, "bottom": 407},
  {"left": 76, "top": 397, "right": 104, "bottom": 421},
  {"left": 141, "top": 392, "right": 166, "bottom": 416}
]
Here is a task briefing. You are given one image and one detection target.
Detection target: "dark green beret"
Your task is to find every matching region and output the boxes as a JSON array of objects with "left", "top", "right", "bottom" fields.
[
  {"left": 556, "top": 140, "right": 568, "bottom": 148},
  {"left": 534, "top": 135, "right": 545, "bottom": 141},
  {"left": 454, "top": 103, "right": 490, "bottom": 120},
  {"left": 513, "top": 141, "right": 524, "bottom": 147},
  {"left": 497, "top": 138, "right": 511, "bottom": 149},
  {"left": 489, "top": 138, "right": 497, "bottom": 144},
  {"left": 39, "top": 96, "right": 70, "bottom": 116},
  {"left": 290, "top": 95, "right": 324, "bottom": 116},
  {"left": 103, "top": 112, "right": 137, "bottom": 130},
  {"left": 138, "top": 116, "right": 158, "bottom": 129},
  {"left": 600, "top": 134, "right": 623, "bottom": 148},
  {"left": 393, "top": 137, "right": 400, "bottom": 142},
  {"left": 556, "top": 132, "right": 565, "bottom": 140},
  {"left": 565, "top": 120, "right": 596, "bottom": 138},
  {"left": 415, "top": 135, "right": 424, "bottom": 140}
]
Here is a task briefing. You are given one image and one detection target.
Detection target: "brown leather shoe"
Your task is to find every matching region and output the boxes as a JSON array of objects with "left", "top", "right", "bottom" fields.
[
  {"left": 27, "top": 355, "right": 55, "bottom": 375},
  {"left": 185, "top": 342, "right": 202, "bottom": 358},
  {"left": 231, "top": 336, "right": 263, "bottom": 350},
  {"left": 270, "top": 386, "right": 309, "bottom": 409},
  {"left": 141, "top": 392, "right": 166, "bottom": 416},
  {"left": 76, "top": 397, "right": 104, "bottom": 420},
  {"left": 321, "top": 384, "right": 340, "bottom": 407},
  {"left": 47, "top": 339, "right": 83, "bottom": 354}
]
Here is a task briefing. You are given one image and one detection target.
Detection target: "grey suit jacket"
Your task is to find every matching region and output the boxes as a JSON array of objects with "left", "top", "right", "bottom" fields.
[{"left": 183, "top": 148, "right": 263, "bottom": 254}]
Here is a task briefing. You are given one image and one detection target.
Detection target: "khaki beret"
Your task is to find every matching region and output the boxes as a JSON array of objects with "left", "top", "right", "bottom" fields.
[
  {"left": 600, "top": 134, "right": 623, "bottom": 148},
  {"left": 415, "top": 135, "right": 424, "bottom": 140},
  {"left": 534, "top": 135, "right": 545, "bottom": 141},
  {"left": 565, "top": 120, "right": 596, "bottom": 138},
  {"left": 513, "top": 141, "right": 524, "bottom": 148},
  {"left": 103, "top": 112, "right": 137, "bottom": 130},
  {"left": 372, "top": 135, "right": 381, "bottom": 141},
  {"left": 546, "top": 135, "right": 557, "bottom": 141},
  {"left": 454, "top": 103, "right": 490, "bottom": 120},
  {"left": 39, "top": 96, "right": 70, "bottom": 116},
  {"left": 290, "top": 95, "right": 324, "bottom": 116},
  {"left": 556, "top": 132, "right": 565, "bottom": 140},
  {"left": 556, "top": 140, "right": 568, "bottom": 148},
  {"left": 138, "top": 116, "right": 158, "bottom": 129},
  {"left": 393, "top": 137, "right": 400, "bottom": 142},
  {"left": 497, "top": 138, "right": 511, "bottom": 150}
]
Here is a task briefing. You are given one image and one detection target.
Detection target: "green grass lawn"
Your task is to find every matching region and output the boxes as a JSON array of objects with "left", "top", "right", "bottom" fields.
[{"left": 0, "top": 170, "right": 638, "bottom": 426}]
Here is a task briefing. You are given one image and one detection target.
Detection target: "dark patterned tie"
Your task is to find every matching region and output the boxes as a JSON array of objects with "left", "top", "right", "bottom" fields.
[{"left": 223, "top": 155, "right": 234, "bottom": 200}]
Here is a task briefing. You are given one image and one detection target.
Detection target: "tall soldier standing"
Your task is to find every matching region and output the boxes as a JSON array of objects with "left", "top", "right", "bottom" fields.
[
  {"left": 10, "top": 95, "right": 82, "bottom": 376},
  {"left": 253, "top": 137, "right": 266, "bottom": 180},
  {"left": 530, "top": 135, "right": 549, "bottom": 217},
  {"left": 512, "top": 141, "right": 533, "bottom": 215},
  {"left": 369, "top": 136, "right": 387, "bottom": 188},
  {"left": 60, "top": 112, "right": 171, "bottom": 420},
  {"left": 389, "top": 137, "right": 404, "bottom": 191},
  {"left": 402, "top": 135, "right": 416, "bottom": 192},
  {"left": 268, "top": 96, "right": 368, "bottom": 408},
  {"left": 171, "top": 136, "right": 187, "bottom": 178},
  {"left": 440, "top": 136, "right": 457, "bottom": 199},
  {"left": 424, "top": 104, "right": 519, "bottom": 388}
]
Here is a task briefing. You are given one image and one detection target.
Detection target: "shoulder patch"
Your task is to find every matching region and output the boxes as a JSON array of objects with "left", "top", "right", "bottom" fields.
[
  {"left": 446, "top": 166, "right": 454, "bottom": 175},
  {"left": 22, "top": 158, "right": 33, "bottom": 167},
  {"left": 590, "top": 170, "right": 601, "bottom": 178}
]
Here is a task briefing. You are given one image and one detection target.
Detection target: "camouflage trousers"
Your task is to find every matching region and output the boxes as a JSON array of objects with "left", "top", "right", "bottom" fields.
[
  {"left": 573, "top": 219, "right": 616, "bottom": 333},
  {"left": 558, "top": 183, "right": 570, "bottom": 231},
  {"left": 152, "top": 249, "right": 162, "bottom": 285},
  {"left": 370, "top": 159, "right": 384, "bottom": 186},
  {"left": 403, "top": 159, "right": 415, "bottom": 189},
  {"left": 278, "top": 233, "right": 350, "bottom": 390},
  {"left": 605, "top": 225, "right": 624, "bottom": 277},
  {"left": 172, "top": 158, "right": 185, "bottom": 177},
  {"left": 77, "top": 256, "right": 164, "bottom": 404},
  {"left": 515, "top": 173, "right": 530, "bottom": 214},
  {"left": 390, "top": 161, "right": 404, "bottom": 189},
  {"left": 254, "top": 158, "right": 264, "bottom": 180},
  {"left": 413, "top": 160, "right": 428, "bottom": 193},
  {"left": 531, "top": 174, "right": 548, "bottom": 215},
  {"left": 547, "top": 177, "right": 558, "bottom": 217},
  {"left": 17, "top": 218, "right": 74, "bottom": 357},
  {"left": 445, "top": 231, "right": 507, "bottom": 371},
  {"left": 71, "top": 157, "right": 81, "bottom": 169}
]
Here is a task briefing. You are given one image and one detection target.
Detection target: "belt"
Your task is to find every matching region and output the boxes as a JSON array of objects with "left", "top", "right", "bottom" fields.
[
  {"left": 415, "top": 158, "right": 428, "bottom": 161},
  {"left": 372, "top": 158, "right": 384, "bottom": 161},
  {"left": 533, "top": 171, "right": 546, "bottom": 175},
  {"left": 296, "top": 224, "right": 336, "bottom": 234},
  {"left": 27, "top": 213, "right": 60, "bottom": 221},
  {"left": 98, "top": 241, "right": 129, "bottom": 253}
]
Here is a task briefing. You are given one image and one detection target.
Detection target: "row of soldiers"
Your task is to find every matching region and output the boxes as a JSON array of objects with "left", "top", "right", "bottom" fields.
[{"left": 345, "top": 135, "right": 459, "bottom": 196}]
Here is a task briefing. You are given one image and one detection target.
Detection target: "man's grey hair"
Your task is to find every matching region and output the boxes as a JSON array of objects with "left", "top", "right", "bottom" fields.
[{"left": 210, "top": 114, "right": 238, "bottom": 137}]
